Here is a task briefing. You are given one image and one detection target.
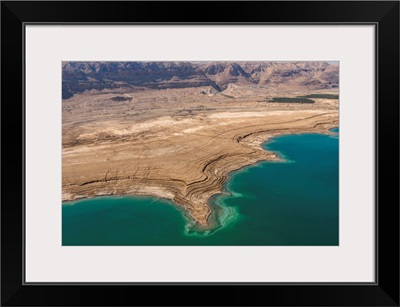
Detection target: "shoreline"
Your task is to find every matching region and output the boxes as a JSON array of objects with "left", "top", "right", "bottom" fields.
[
  {"left": 63, "top": 125, "right": 338, "bottom": 234},
  {"left": 199, "top": 125, "right": 339, "bottom": 233}
]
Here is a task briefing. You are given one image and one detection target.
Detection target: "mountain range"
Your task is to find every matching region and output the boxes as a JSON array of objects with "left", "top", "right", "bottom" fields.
[{"left": 62, "top": 61, "right": 339, "bottom": 99}]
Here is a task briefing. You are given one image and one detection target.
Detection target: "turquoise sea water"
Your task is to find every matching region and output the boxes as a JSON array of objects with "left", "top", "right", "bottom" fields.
[{"left": 62, "top": 129, "right": 339, "bottom": 246}]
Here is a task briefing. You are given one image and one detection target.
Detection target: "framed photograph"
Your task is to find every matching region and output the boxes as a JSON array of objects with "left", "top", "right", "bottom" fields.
[{"left": 2, "top": 1, "right": 399, "bottom": 306}]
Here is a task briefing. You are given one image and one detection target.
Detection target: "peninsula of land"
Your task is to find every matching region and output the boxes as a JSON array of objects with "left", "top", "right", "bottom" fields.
[{"left": 62, "top": 61, "right": 339, "bottom": 230}]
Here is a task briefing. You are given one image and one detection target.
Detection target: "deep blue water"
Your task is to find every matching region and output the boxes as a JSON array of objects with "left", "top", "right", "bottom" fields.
[{"left": 62, "top": 129, "right": 339, "bottom": 245}]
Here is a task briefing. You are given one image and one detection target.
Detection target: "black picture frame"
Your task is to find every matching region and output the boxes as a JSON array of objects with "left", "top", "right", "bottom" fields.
[{"left": 1, "top": 1, "right": 399, "bottom": 306}]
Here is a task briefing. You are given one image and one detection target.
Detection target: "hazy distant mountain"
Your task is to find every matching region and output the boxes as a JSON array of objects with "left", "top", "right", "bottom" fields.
[{"left": 62, "top": 61, "right": 339, "bottom": 99}]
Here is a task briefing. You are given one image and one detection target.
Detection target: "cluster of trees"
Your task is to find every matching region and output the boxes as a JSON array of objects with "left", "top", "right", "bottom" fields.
[
  {"left": 302, "top": 94, "right": 339, "bottom": 99},
  {"left": 267, "top": 97, "right": 315, "bottom": 103},
  {"left": 110, "top": 96, "right": 132, "bottom": 102}
]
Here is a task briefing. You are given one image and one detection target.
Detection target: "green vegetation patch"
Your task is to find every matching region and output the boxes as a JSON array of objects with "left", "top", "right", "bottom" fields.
[
  {"left": 267, "top": 97, "right": 315, "bottom": 103},
  {"left": 111, "top": 96, "right": 132, "bottom": 102},
  {"left": 301, "top": 94, "right": 339, "bottom": 99}
]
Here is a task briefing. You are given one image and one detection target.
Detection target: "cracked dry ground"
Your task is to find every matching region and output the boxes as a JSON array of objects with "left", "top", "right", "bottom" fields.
[{"left": 62, "top": 108, "right": 338, "bottom": 228}]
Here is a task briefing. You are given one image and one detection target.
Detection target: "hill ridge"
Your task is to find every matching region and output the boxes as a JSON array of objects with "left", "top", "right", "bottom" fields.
[{"left": 62, "top": 61, "right": 339, "bottom": 99}]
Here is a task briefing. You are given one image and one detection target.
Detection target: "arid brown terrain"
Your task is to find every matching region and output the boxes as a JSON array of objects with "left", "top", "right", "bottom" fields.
[{"left": 62, "top": 61, "right": 339, "bottom": 229}]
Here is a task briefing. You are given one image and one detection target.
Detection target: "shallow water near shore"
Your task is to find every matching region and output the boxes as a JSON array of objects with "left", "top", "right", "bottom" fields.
[{"left": 62, "top": 129, "right": 339, "bottom": 245}]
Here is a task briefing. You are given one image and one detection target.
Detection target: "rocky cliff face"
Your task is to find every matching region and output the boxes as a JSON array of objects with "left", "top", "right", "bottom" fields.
[{"left": 62, "top": 61, "right": 339, "bottom": 99}]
